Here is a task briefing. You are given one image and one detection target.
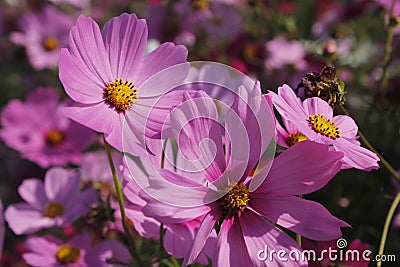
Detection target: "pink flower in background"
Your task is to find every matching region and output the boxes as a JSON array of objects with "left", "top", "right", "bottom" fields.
[
  {"left": 268, "top": 85, "right": 380, "bottom": 171},
  {"left": 59, "top": 13, "right": 188, "bottom": 153},
  {"left": 50, "top": 0, "right": 90, "bottom": 8},
  {"left": 22, "top": 233, "right": 130, "bottom": 267},
  {"left": 139, "top": 88, "right": 347, "bottom": 266},
  {"left": 10, "top": 6, "right": 74, "bottom": 70},
  {"left": 4, "top": 167, "right": 98, "bottom": 235},
  {"left": 265, "top": 36, "right": 308, "bottom": 71},
  {"left": 0, "top": 87, "right": 95, "bottom": 168}
]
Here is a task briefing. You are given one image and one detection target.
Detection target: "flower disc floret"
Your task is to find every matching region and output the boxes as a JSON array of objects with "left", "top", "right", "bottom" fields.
[
  {"left": 43, "top": 202, "right": 64, "bottom": 218},
  {"left": 308, "top": 114, "right": 341, "bottom": 139},
  {"left": 42, "top": 36, "right": 59, "bottom": 51},
  {"left": 221, "top": 183, "right": 250, "bottom": 215},
  {"left": 104, "top": 78, "right": 138, "bottom": 113},
  {"left": 191, "top": 0, "right": 209, "bottom": 10},
  {"left": 55, "top": 244, "right": 80, "bottom": 264},
  {"left": 45, "top": 129, "right": 65, "bottom": 147},
  {"left": 288, "top": 132, "right": 308, "bottom": 146}
]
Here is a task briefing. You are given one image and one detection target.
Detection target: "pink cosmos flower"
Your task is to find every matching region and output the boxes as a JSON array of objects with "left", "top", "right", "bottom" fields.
[
  {"left": 139, "top": 86, "right": 348, "bottom": 266},
  {"left": 22, "top": 233, "right": 130, "bottom": 267},
  {"left": 59, "top": 13, "right": 188, "bottom": 154},
  {"left": 265, "top": 37, "right": 307, "bottom": 71},
  {"left": 4, "top": 167, "right": 98, "bottom": 235},
  {"left": 268, "top": 85, "right": 380, "bottom": 171},
  {"left": 10, "top": 6, "right": 74, "bottom": 70},
  {"left": 0, "top": 87, "right": 95, "bottom": 168}
]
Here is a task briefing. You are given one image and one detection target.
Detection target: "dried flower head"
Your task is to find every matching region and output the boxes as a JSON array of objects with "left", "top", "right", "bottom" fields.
[{"left": 296, "top": 66, "right": 346, "bottom": 108}]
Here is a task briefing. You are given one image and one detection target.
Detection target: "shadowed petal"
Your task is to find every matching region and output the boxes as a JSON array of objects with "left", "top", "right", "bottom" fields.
[
  {"left": 251, "top": 196, "right": 350, "bottom": 241},
  {"left": 18, "top": 179, "right": 48, "bottom": 210}
]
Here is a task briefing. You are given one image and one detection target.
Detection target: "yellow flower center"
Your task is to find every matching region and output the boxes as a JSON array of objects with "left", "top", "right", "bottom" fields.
[
  {"left": 45, "top": 129, "right": 65, "bottom": 147},
  {"left": 42, "top": 36, "right": 59, "bottom": 51},
  {"left": 191, "top": 0, "right": 209, "bottom": 10},
  {"left": 221, "top": 183, "right": 249, "bottom": 215},
  {"left": 288, "top": 132, "right": 308, "bottom": 146},
  {"left": 243, "top": 45, "right": 256, "bottom": 60},
  {"left": 104, "top": 78, "right": 138, "bottom": 113},
  {"left": 55, "top": 244, "right": 80, "bottom": 264},
  {"left": 44, "top": 202, "right": 64, "bottom": 218},
  {"left": 308, "top": 114, "right": 341, "bottom": 139}
]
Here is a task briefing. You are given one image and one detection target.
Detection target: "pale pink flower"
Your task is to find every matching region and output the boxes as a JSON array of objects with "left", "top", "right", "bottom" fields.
[
  {"left": 4, "top": 167, "right": 98, "bottom": 235},
  {"left": 59, "top": 13, "right": 188, "bottom": 154},
  {"left": 0, "top": 87, "right": 95, "bottom": 168},
  {"left": 268, "top": 85, "right": 380, "bottom": 171}
]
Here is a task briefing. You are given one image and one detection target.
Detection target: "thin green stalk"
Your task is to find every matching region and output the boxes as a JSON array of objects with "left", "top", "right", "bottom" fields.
[
  {"left": 296, "top": 194, "right": 303, "bottom": 247},
  {"left": 379, "top": 0, "right": 397, "bottom": 95},
  {"left": 340, "top": 105, "right": 400, "bottom": 181},
  {"left": 158, "top": 223, "right": 165, "bottom": 261},
  {"left": 377, "top": 192, "right": 400, "bottom": 267},
  {"left": 103, "top": 135, "right": 144, "bottom": 266}
]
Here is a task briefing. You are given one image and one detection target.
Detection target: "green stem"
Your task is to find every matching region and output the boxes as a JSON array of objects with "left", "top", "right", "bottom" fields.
[
  {"left": 377, "top": 192, "right": 400, "bottom": 267},
  {"left": 339, "top": 105, "right": 400, "bottom": 181},
  {"left": 103, "top": 135, "right": 144, "bottom": 267},
  {"left": 296, "top": 194, "right": 303, "bottom": 247},
  {"left": 379, "top": 0, "right": 397, "bottom": 96},
  {"left": 158, "top": 223, "right": 165, "bottom": 261}
]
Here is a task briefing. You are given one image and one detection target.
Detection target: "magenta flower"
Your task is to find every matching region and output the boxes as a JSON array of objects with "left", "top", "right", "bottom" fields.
[
  {"left": 0, "top": 87, "right": 95, "bottom": 168},
  {"left": 59, "top": 13, "right": 188, "bottom": 153},
  {"left": 4, "top": 167, "right": 98, "bottom": 235},
  {"left": 22, "top": 233, "right": 130, "bottom": 267},
  {"left": 10, "top": 6, "right": 74, "bottom": 70},
  {"left": 268, "top": 85, "right": 380, "bottom": 171},
  {"left": 139, "top": 86, "right": 347, "bottom": 266}
]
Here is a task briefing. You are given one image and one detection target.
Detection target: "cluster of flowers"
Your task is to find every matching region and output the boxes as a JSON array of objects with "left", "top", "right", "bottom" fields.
[
  {"left": 0, "top": 6, "right": 385, "bottom": 266},
  {"left": 0, "top": 0, "right": 400, "bottom": 267}
]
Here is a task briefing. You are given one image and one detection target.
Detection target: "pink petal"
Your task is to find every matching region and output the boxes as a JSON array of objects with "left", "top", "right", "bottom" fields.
[
  {"left": 62, "top": 102, "right": 122, "bottom": 136},
  {"left": 60, "top": 15, "right": 113, "bottom": 103},
  {"left": 183, "top": 209, "right": 220, "bottom": 266},
  {"left": 4, "top": 203, "right": 53, "bottom": 234},
  {"left": 102, "top": 13, "right": 147, "bottom": 80},
  {"left": 332, "top": 115, "right": 358, "bottom": 139},
  {"left": 44, "top": 167, "right": 80, "bottom": 202},
  {"left": 125, "top": 204, "right": 160, "bottom": 239},
  {"left": 239, "top": 210, "right": 307, "bottom": 267},
  {"left": 137, "top": 42, "right": 188, "bottom": 93},
  {"left": 214, "top": 216, "right": 253, "bottom": 267},
  {"left": 254, "top": 141, "right": 343, "bottom": 196},
  {"left": 18, "top": 179, "right": 48, "bottom": 210},
  {"left": 333, "top": 138, "right": 379, "bottom": 171},
  {"left": 251, "top": 196, "right": 350, "bottom": 241},
  {"left": 59, "top": 49, "right": 104, "bottom": 104},
  {"left": 303, "top": 97, "right": 333, "bottom": 119},
  {"left": 137, "top": 61, "right": 190, "bottom": 98}
]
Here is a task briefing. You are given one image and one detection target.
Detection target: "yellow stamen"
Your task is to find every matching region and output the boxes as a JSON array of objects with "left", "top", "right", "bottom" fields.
[
  {"left": 308, "top": 114, "right": 341, "bottom": 139},
  {"left": 288, "top": 132, "right": 308, "bottom": 146},
  {"left": 43, "top": 202, "right": 64, "bottom": 218},
  {"left": 45, "top": 129, "right": 64, "bottom": 147},
  {"left": 221, "top": 183, "right": 249, "bottom": 215},
  {"left": 191, "top": 0, "right": 209, "bottom": 10},
  {"left": 43, "top": 36, "right": 59, "bottom": 51},
  {"left": 55, "top": 244, "right": 80, "bottom": 264},
  {"left": 104, "top": 78, "right": 138, "bottom": 113}
]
